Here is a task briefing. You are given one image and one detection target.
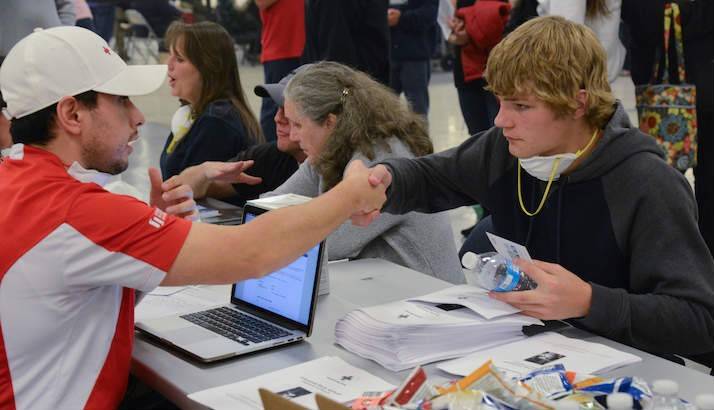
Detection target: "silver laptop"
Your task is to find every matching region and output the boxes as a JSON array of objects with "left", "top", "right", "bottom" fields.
[{"left": 136, "top": 203, "right": 325, "bottom": 363}]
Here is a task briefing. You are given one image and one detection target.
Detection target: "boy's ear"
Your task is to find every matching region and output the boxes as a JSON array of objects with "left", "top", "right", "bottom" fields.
[{"left": 573, "top": 89, "right": 588, "bottom": 120}]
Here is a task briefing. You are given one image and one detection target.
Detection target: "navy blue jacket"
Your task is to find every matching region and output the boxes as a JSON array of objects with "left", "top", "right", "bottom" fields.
[
  {"left": 389, "top": 0, "right": 438, "bottom": 61},
  {"left": 160, "top": 100, "right": 257, "bottom": 179}
]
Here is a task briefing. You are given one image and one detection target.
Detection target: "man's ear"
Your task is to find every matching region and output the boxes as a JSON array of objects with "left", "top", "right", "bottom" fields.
[
  {"left": 324, "top": 113, "right": 337, "bottom": 132},
  {"left": 55, "top": 96, "right": 84, "bottom": 136},
  {"left": 573, "top": 89, "right": 589, "bottom": 120}
]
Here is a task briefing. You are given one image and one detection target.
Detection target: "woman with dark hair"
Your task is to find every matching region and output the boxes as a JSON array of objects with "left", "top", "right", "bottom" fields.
[
  {"left": 160, "top": 21, "right": 262, "bottom": 179},
  {"left": 266, "top": 61, "right": 463, "bottom": 283}
]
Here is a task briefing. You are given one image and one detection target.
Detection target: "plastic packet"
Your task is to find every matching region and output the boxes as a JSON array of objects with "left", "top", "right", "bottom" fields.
[
  {"left": 351, "top": 389, "right": 395, "bottom": 410},
  {"left": 430, "top": 390, "right": 518, "bottom": 410},
  {"left": 386, "top": 366, "right": 437, "bottom": 409},
  {"left": 554, "top": 393, "right": 605, "bottom": 410},
  {"left": 575, "top": 377, "right": 651, "bottom": 402},
  {"left": 436, "top": 360, "right": 556, "bottom": 410},
  {"left": 520, "top": 365, "right": 573, "bottom": 400}
]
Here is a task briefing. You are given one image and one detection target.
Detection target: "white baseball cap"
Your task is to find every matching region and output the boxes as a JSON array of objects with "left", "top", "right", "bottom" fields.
[{"left": 0, "top": 26, "right": 167, "bottom": 119}]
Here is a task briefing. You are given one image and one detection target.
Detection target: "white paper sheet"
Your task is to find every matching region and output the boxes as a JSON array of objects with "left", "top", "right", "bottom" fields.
[
  {"left": 486, "top": 232, "right": 533, "bottom": 261},
  {"left": 135, "top": 286, "right": 223, "bottom": 322},
  {"left": 188, "top": 356, "right": 394, "bottom": 410},
  {"left": 437, "top": 332, "right": 642, "bottom": 378},
  {"left": 408, "top": 285, "right": 522, "bottom": 319},
  {"left": 359, "top": 299, "right": 540, "bottom": 327}
]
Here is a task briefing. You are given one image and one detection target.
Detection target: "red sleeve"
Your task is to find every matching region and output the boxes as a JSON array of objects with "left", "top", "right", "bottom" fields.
[{"left": 66, "top": 185, "right": 191, "bottom": 273}]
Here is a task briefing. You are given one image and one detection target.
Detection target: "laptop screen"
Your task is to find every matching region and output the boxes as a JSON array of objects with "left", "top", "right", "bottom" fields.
[{"left": 231, "top": 210, "right": 320, "bottom": 326}]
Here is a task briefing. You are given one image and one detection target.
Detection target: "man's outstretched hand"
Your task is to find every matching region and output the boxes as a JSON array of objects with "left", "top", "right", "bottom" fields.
[{"left": 148, "top": 167, "right": 198, "bottom": 220}]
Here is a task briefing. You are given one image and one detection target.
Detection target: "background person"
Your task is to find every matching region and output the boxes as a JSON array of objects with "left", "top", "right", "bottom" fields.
[
  {"left": 622, "top": 0, "right": 714, "bottom": 259},
  {"left": 357, "top": 16, "right": 714, "bottom": 361},
  {"left": 1, "top": 0, "right": 76, "bottom": 152},
  {"left": 267, "top": 61, "right": 463, "bottom": 283},
  {"left": 302, "top": 0, "right": 390, "bottom": 86},
  {"left": 254, "top": 0, "right": 305, "bottom": 142},
  {"left": 160, "top": 21, "right": 263, "bottom": 180},
  {"left": 536, "top": 0, "right": 626, "bottom": 84},
  {"left": 129, "top": 0, "right": 182, "bottom": 41},
  {"left": 448, "top": 0, "right": 510, "bottom": 136},
  {"left": 74, "top": 0, "right": 96, "bottom": 32},
  {"left": 87, "top": 0, "right": 120, "bottom": 42},
  {"left": 388, "top": 0, "right": 439, "bottom": 116}
]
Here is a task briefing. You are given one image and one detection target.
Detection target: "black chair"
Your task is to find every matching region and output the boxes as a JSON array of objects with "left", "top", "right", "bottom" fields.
[
  {"left": 687, "top": 352, "right": 714, "bottom": 375},
  {"left": 458, "top": 215, "right": 495, "bottom": 261}
]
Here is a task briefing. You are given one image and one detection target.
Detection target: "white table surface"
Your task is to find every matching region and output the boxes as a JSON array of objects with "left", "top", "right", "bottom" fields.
[{"left": 132, "top": 258, "right": 714, "bottom": 409}]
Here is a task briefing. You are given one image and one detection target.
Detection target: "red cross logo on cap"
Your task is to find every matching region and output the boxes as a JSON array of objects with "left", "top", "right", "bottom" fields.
[{"left": 103, "top": 47, "right": 111, "bottom": 55}]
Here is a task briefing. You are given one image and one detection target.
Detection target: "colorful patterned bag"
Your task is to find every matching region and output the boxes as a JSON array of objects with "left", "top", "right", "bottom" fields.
[{"left": 635, "top": 2, "right": 697, "bottom": 172}]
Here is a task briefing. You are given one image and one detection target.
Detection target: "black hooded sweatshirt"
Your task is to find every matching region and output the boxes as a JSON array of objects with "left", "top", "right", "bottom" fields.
[{"left": 381, "top": 102, "right": 714, "bottom": 356}]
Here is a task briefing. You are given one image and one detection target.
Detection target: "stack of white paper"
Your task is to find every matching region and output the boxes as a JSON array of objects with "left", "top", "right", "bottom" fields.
[
  {"left": 437, "top": 332, "right": 642, "bottom": 378},
  {"left": 335, "top": 285, "right": 543, "bottom": 371}
]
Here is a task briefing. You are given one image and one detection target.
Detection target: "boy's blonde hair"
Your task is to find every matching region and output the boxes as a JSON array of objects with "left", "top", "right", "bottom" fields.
[{"left": 485, "top": 16, "right": 615, "bottom": 128}]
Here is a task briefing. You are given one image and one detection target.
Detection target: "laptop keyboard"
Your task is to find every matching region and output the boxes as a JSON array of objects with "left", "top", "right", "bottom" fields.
[{"left": 181, "top": 307, "right": 291, "bottom": 345}]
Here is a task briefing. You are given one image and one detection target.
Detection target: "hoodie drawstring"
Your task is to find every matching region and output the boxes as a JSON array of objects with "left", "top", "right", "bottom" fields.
[
  {"left": 523, "top": 176, "right": 567, "bottom": 264},
  {"left": 555, "top": 177, "right": 567, "bottom": 264},
  {"left": 524, "top": 178, "right": 537, "bottom": 248}
]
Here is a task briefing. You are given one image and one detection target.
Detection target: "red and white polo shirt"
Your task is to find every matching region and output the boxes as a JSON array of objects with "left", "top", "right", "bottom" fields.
[{"left": 0, "top": 145, "right": 191, "bottom": 409}]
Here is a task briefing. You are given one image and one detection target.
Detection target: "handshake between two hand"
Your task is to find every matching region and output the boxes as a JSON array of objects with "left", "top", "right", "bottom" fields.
[
  {"left": 146, "top": 159, "right": 395, "bottom": 228},
  {"left": 342, "top": 160, "right": 393, "bottom": 227}
]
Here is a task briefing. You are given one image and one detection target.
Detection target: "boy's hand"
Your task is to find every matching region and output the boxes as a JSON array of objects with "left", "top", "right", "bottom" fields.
[{"left": 489, "top": 259, "right": 593, "bottom": 320}]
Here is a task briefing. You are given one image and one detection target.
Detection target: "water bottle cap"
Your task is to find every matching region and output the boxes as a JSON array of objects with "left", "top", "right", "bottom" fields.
[
  {"left": 652, "top": 379, "right": 679, "bottom": 395},
  {"left": 607, "top": 393, "right": 633, "bottom": 410},
  {"left": 461, "top": 252, "right": 479, "bottom": 269},
  {"left": 695, "top": 394, "right": 714, "bottom": 410}
]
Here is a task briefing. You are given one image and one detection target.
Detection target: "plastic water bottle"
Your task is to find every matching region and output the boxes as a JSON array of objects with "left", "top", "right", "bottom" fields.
[
  {"left": 461, "top": 251, "right": 537, "bottom": 292},
  {"left": 607, "top": 393, "right": 634, "bottom": 410},
  {"left": 695, "top": 394, "right": 714, "bottom": 410},
  {"left": 646, "top": 380, "right": 685, "bottom": 410}
]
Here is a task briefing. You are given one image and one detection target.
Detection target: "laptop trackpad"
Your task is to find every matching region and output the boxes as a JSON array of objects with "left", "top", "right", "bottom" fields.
[{"left": 164, "top": 326, "right": 220, "bottom": 345}]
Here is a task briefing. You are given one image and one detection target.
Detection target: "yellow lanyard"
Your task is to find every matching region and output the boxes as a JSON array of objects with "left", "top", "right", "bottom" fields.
[{"left": 517, "top": 129, "right": 599, "bottom": 217}]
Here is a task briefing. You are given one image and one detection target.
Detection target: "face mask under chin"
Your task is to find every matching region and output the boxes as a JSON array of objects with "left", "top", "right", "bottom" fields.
[{"left": 518, "top": 128, "right": 600, "bottom": 182}]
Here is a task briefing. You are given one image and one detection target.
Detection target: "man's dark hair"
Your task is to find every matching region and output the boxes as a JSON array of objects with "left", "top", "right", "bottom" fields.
[{"left": 9, "top": 91, "right": 99, "bottom": 146}]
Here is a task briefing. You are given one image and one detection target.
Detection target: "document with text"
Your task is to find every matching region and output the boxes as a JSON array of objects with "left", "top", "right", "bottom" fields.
[
  {"left": 408, "top": 284, "right": 521, "bottom": 319},
  {"left": 437, "top": 332, "right": 642, "bottom": 377},
  {"left": 188, "top": 356, "right": 394, "bottom": 410},
  {"left": 135, "top": 286, "right": 223, "bottom": 322}
]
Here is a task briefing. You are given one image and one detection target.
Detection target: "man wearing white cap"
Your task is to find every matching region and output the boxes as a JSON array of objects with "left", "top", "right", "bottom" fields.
[{"left": 0, "top": 27, "right": 386, "bottom": 409}]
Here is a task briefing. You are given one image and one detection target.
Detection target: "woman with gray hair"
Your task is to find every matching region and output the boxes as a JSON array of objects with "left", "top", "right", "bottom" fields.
[{"left": 265, "top": 61, "right": 463, "bottom": 283}]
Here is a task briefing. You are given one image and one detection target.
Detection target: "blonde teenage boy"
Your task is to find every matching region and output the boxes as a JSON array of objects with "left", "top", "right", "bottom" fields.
[{"left": 357, "top": 16, "right": 714, "bottom": 360}]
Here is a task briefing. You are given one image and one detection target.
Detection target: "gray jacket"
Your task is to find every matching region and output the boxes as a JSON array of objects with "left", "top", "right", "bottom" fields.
[
  {"left": 264, "top": 137, "right": 464, "bottom": 284},
  {"left": 1, "top": 0, "right": 75, "bottom": 57}
]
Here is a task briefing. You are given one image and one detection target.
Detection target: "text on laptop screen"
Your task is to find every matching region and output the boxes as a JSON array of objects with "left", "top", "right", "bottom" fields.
[{"left": 232, "top": 212, "right": 319, "bottom": 325}]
